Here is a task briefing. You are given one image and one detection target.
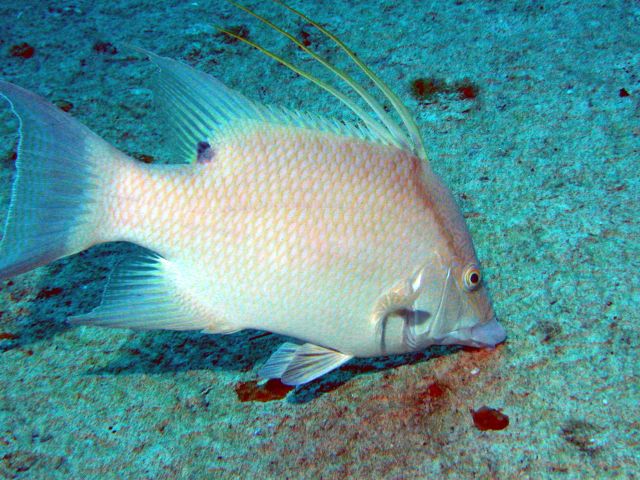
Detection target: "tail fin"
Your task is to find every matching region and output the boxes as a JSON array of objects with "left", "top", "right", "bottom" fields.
[{"left": 0, "top": 81, "right": 117, "bottom": 279}]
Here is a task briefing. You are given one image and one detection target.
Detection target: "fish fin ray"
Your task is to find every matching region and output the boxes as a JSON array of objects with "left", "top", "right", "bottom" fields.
[
  {"left": 138, "top": 47, "right": 397, "bottom": 154},
  {"left": 223, "top": 1, "right": 426, "bottom": 159},
  {"left": 0, "top": 81, "right": 116, "bottom": 280},
  {"left": 69, "top": 252, "right": 223, "bottom": 331},
  {"left": 260, "top": 342, "right": 352, "bottom": 386},
  {"left": 135, "top": 48, "right": 260, "bottom": 164},
  {"left": 222, "top": 2, "right": 407, "bottom": 149},
  {"left": 258, "top": 342, "right": 300, "bottom": 380},
  {"left": 274, "top": 0, "right": 427, "bottom": 160}
]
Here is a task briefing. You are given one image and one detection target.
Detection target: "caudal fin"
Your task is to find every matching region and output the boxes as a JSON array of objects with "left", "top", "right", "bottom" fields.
[{"left": 0, "top": 81, "right": 118, "bottom": 279}]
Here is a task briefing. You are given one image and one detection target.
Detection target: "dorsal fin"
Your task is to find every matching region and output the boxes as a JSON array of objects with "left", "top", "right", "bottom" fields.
[
  {"left": 136, "top": 47, "right": 393, "bottom": 163},
  {"left": 219, "top": 1, "right": 428, "bottom": 161},
  {"left": 135, "top": 48, "right": 261, "bottom": 163}
]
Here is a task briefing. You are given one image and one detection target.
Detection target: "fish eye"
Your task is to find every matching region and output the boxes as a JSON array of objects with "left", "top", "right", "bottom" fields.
[{"left": 462, "top": 265, "right": 482, "bottom": 291}]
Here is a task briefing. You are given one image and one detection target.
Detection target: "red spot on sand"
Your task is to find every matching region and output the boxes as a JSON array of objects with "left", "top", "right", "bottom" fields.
[
  {"left": 458, "top": 84, "right": 477, "bottom": 100},
  {"left": 300, "top": 29, "right": 312, "bottom": 47},
  {"left": 54, "top": 100, "right": 74, "bottom": 112},
  {"left": 2, "top": 151, "right": 17, "bottom": 164},
  {"left": 411, "top": 78, "right": 444, "bottom": 101},
  {"left": 36, "top": 287, "right": 63, "bottom": 299},
  {"left": 426, "top": 382, "right": 445, "bottom": 398},
  {"left": 415, "top": 382, "right": 447, "bottom": 405},
  {"left": 218, "top": 25, "right": 249, "bottom": 44},
  {"left": 92, "top": 41, "right": 118, "bottom": 55},
  {"left": 462, "top": 345, "right": 482, "bottom": 352},
  {"left": 471, "top": 406, "right": 509, "bottom": 431},
  {"left": 0, "top": 332, "right": 18, "bottom": 340},
  {"left": 10, "top": 43, "right": 35, "bottom": 59},
  {"left": 11, "top": 290, "right": 28, "bottom": 302},
  {"left": 235, "top": 379, "right": 294, "bottom": 402},
  {"left": 619, "top": 88, "right": 630, "bottom": 97}
]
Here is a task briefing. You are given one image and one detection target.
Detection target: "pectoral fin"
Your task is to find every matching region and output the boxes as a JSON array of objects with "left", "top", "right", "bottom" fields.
[
  {"left": 371, "top": 264, "right": 428, "bottom": 331},
  {"left": 259, "top": 342, "right": 352, "bottom": 386}
]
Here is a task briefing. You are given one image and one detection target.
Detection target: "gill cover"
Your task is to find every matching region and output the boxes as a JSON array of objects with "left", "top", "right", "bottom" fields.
[{"left": 402, "top": 258, "right": 506, "bottom": 350}]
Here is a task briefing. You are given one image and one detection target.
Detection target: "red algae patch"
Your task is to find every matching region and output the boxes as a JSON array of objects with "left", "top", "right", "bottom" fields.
[
  {"left": 36, "top": 287, "right": 63, "bottom": 300},
  {"left": 410, "top": 77, "right": 479, "bottom": 103},
  {"left": 9, "top": 43, "right": 35, "bottom": 59},
  {"left": 471, "top": 406, "right": 509, "bottom": 431},
  {"left": 235, "top": 379, "right": 294, "bottom": 402},
  {"left": 425, "top": 382, "right": 445, "bottom": 398},
  {"left": 457, "top": 83, "right": 478, "bottom": 100},
  {"left": 54, "top": 100, "right": 74, "bottom": 112}
]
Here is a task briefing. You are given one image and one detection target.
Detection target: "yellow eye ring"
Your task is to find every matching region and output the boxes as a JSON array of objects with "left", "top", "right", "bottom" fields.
[{"left": 463, "top": 265, "right": 482, "bottom": 291}]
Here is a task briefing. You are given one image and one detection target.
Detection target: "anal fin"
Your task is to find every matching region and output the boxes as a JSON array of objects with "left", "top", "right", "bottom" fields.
[
  {"left": 259, "top": 342, "right": 352, "bottom": 386},
  {"left": 68, "top": 252, "right": 220, "bottom": 332}
]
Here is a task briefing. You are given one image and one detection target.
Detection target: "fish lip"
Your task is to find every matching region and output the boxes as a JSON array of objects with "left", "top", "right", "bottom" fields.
[
  {"left": 433, "top": 317, "right": 506, "bottom": 348},
  {"left": 468, "top": 317, "right": 506, "bottom": 347}
]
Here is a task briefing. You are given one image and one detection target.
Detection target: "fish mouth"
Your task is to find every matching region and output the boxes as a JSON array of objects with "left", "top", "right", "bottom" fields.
[
  {"left": 436, "top": 317, "right": 506, "bottom": 348},
  {"left": 399, "top": 257, "right": 506, "bottom": 351},
  {"left": 469, "top": 317, "right": 506, "bottom": 346}
]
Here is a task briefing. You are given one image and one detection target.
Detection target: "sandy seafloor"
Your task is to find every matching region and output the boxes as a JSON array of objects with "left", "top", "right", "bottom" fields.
[{"left": 0, "top": 0, "right": 638, "bottom": 478}]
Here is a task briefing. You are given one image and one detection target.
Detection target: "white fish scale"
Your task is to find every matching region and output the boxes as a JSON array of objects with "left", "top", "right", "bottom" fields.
[{"left": 104, "top": 124, "right": 438, "bottom": 355}]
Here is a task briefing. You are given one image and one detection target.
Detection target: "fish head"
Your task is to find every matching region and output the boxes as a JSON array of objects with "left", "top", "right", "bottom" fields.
[
  {"left": 406, "top": 253, "right": 506, "bottom": 350},
  {"left": 399, "top": 168, "right": 506, "bottom": 351}
]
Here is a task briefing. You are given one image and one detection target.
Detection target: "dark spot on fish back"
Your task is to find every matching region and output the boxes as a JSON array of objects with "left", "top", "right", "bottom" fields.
[
  {"left": 133, "top": 153, "right": 155, "bottom": 164},
  {"left": 197, "top": 141, "right": 215, "bottom": 164}
]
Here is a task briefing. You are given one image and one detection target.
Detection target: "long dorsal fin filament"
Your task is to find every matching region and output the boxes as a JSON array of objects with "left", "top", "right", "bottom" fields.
[
  {"left": 219, "top": 0, "right": 427, "bottom": 160},
  {"left": 273, "top": 0, "right": 427, "bottom": 161},
  {"left": 215, "top": 24, "right": 394, "bottom": 145},
  {"left": 227, "top": 0, "right": 411, "bottom": 150}
]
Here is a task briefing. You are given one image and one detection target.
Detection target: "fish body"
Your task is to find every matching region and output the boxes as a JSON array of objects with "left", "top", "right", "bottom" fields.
[
  {"left": 101, "top": 123, "right": 466, "bottom": 357},
  {"left": 0, "top": 3, "right": 505, "bottom": 385}
]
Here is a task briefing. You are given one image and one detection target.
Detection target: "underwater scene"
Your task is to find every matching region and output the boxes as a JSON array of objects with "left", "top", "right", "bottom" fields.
[{"left": 0, "top": 0, "right": 638, "bottom": 478}]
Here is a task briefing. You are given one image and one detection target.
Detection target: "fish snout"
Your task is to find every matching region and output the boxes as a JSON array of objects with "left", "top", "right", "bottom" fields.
[
  {"left": 436, "top": 317, "right": 506, "bottom": 348},
  {"left": 468, "top": 317, "right": 506, "bottom": 347}
]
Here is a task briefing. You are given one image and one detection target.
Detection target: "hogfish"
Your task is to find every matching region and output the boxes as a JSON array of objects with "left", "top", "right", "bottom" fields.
[{"left": 0, "top": 1, "right": 505, "bottom": 385}]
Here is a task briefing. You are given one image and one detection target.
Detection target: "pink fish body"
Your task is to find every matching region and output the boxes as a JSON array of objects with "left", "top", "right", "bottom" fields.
[{"left": 0, "top": 3, "right": 505, "bottom": 385}]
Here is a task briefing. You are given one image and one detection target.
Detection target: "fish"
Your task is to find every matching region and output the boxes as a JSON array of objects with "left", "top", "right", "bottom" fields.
[{"left": 0, "top": 1, "right": 506, "bottom": 386}]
